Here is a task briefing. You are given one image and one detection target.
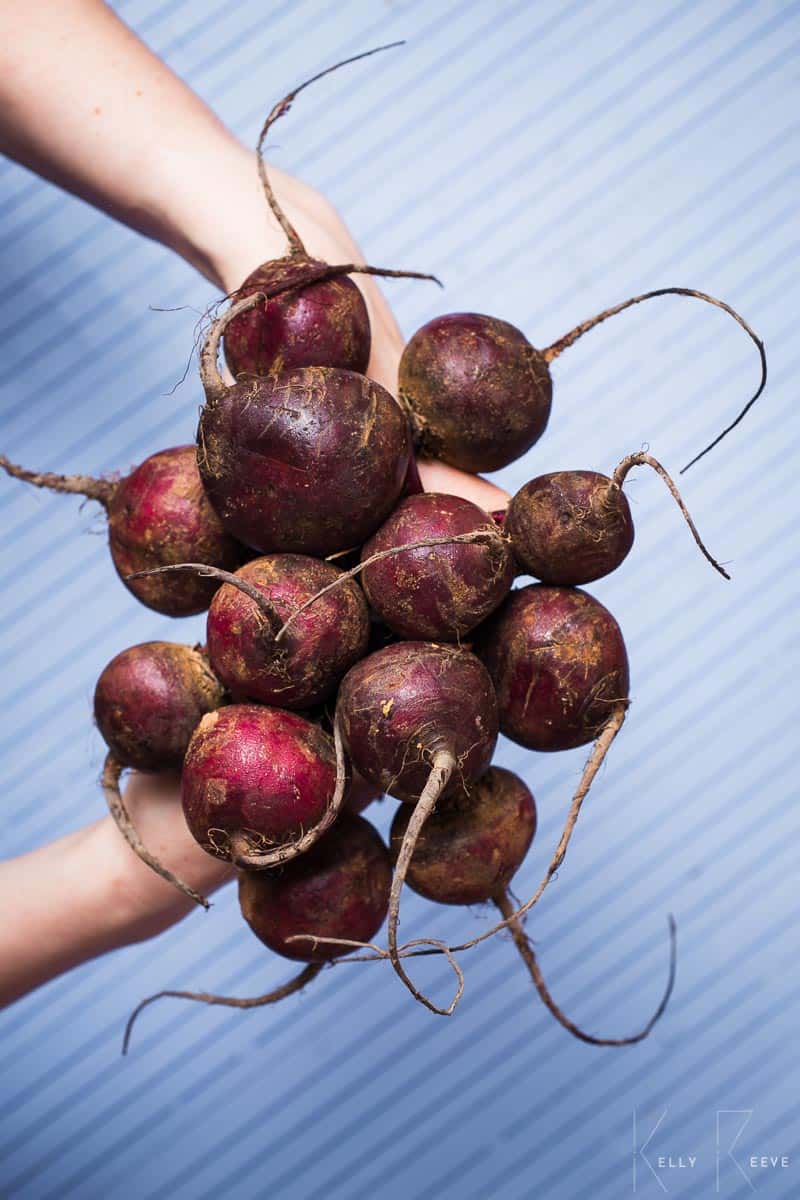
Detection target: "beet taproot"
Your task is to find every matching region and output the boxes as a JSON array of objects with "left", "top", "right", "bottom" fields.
[
  {"left": 181, "top": 703, "right": 346, "bottom": 869},
  {"left": 96, "top": 642, "right": 226, "bottom": 909},
  {"left": 0, "top": 446, "right": 241, "bottom": 616},
  {"left": 398, "top": 290, "right": 766, "bottom": 473},
  {"left": 358, "top": 493, "right": 515, "bottom": 640},
  {"left": 506, "top": 452, "right": 729, "bottom": 586},
  {"left": 197, "top": 296, "right": 412, "bottom": 556},
  {"left": 223, "top": 46, "right": 438, "bottom": 380},
  {"left": 337, "top": 641, "right": 498, "bottom": 1011},
  {"left": 478, "top": 585, "right": 629, "bottom": 752}
]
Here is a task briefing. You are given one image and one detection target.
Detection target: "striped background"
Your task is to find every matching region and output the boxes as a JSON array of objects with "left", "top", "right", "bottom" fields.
[{"left": 1, "top": 1, "right": 797, "bottom": 1196}]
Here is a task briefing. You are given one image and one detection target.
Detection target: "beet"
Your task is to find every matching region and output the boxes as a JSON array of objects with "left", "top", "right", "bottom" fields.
[
  {"left": 391, "top": 766, "right": 536, "bottom": 906},
  {"left": 359, "top": 493, "right": 515, "bottom": 640},
  {"left": 222, "top": 45, "right": 438, "bottom": 380},
  {"left": 182, "top": 703, "right": 346, "bottom": 869},
  {"left": 337, "top": 641, "right": 498, "bottom": 1011},
  {"left": 398, "top": 290, "right": 766, "bottom": 473},
  {"left": 239, "top": 813, "right": 392, "bottom": 962},
  {"left": 122, "top": 813, "right": 390, "bottom": 1053},
  {"left": 478, "top": 585, "right": 629, "bottom": 752},
  {"left": 0, "top": 446, "right": 241, "bottom": 616},
  {"left": 506, "top": 452, "right": 729, "bottom": 586},
  {"left": 94, "top": 642, "right": 224, "bottom": 772},
  {"left": 197, "top": 297, "right": 412, "bottom": 556}
]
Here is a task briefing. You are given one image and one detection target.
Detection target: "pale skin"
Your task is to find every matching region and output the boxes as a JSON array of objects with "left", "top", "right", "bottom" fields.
[{"left": 0, "top": 1, "right": 509, "bottom": 1007}]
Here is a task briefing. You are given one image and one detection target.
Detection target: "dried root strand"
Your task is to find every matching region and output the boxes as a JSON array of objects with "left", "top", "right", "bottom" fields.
[
  {"left": 200, "top": 292, "right": 266, "bottom": 398},
  {"left": 126, "top": 562, "right": 285, "bottom": 638},
  {"left": 492, "top": 890, "right": 677, "bottom": 1045},
  {"left": 101, "top": 753, "right": 210, "bottom": 910},
  {"left": 275, "top": 528, "right": 506, "bottom": 642},
  {"left": 611, "top": 452, "right": 730, "bottom": 579},
  {"left": 256, "top": 43, "right": 404, "bottom": 255},
  {"left": 542, "top": 287, "right": 766, "bottom": 473},
  {"left": 230, "top": 716, "right": 348, "bottom": 869},
  {"left": 122, "top": 962, "right": 321, "bottom": 1055},
  {"left": 0, "top": 454, "right": 116, "bottom": 506}
]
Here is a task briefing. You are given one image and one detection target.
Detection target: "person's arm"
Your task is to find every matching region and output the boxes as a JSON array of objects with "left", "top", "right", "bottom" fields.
[
  {"left": 0, "top": 771, "right": 232, "bottom": 1007},
  {"left": 0, "top": 0, "right": 507, "bottom": 506}
]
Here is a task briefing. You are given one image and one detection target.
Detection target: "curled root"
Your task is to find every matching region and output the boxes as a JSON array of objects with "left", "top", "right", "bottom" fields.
[
  {"left": 275, "top": 528, "right": 506, "bottom": 642},
  {"left": 542, "top": 287, "right": 766, "bottom": 473},
  {"left": 125, "top": 562, "right": 285, "bottom": 638},
  {"left": 122, "top": 963, "right": 321, "bottom": 1055},
  {"left": 101, "top": 753, "right": 210, "bottom": 910},
  {"left": 200, "top": 292, "right": 266, "bottom": 399},
  {"left": 493, "top": 890, "right": 677, "bottom": 1045},
  {"left": 230, "top": 717, "right": 348, "bottom": 869},
  {"left": 611, "top": 452, "right": 730, "bottom": 579}
]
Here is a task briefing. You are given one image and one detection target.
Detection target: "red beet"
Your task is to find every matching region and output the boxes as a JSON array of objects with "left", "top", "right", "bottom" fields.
[
  {"left": 182, "top": 703, "right": 345, "bottom": 869},
  {"left": 337, "top": 641, "right": 498, "bottom": 1011},
  {"left": 94, "top": 642, "right": 224, "bottom": 772},
  {"left": 0, "top": 446, "right": 241, "bottom": 616},
  {"left": 239, "top": 814, "right": 392, "bottom": 962},
  {"left": 391, "top": 766, "right": 536, "bottom": 906},
  {"left": 198, "top": 298, "right": 411, "bottom": 556},
  {"left": 478, "top": 585, "right": 629, "bottom": 751},
  {"left": 359, "top": 493, "right": 515, "bottom": 640},
  {"left": 398, "top": 290, "right": 766, "bottom": 473},
  {"left": 222, "top": 46, "right": 438, "bottom": 380},
  {"left": 506, "top": 452, "right": 729, "bottom": 586}
]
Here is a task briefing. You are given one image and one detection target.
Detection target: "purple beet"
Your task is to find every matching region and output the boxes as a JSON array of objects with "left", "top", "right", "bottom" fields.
[
  {"left": 0, "top": 446, "right": 241, "bottom": 616},
  {"left": 182, "top": 703, "right": 346, "bottom": 869},
  {"left": 478, "top": 585, "right": 629, "bottom": 752},
  {"left": 222, "top": 46, "right": 437, "bottom": 380},
  {"left": 391, "top": 766, "right": 536, "bottom": 906},
  {"left": 239, "top": 813, "right": 392, "bottom": 962},
  {"left": 337, "top": 641, "right": 498, "bottom": 1011},
  {"left": 94, "top": 642, "right": 225, "bottom": 772},
  {"left": 506, "top": 452, "right": 729, "bottom": 586},
  {"left": 359, "top": 492, "right": 515, "bottom": 640},
  {"left": 198, "top": 299, "right": 411, "bottom": 556},
  {"left": 398, "top": 290, "right": 766, "bottom": 473}
]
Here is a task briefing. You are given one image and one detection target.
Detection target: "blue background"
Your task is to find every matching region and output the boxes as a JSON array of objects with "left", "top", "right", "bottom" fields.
[{"left": 0, "top": 1, "right": 798, "bottom": 1196}]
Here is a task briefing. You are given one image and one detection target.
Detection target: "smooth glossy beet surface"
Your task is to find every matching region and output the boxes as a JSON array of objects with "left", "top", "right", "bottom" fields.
[
  {"left": 478, "top": 585, "right": 629, "bottom": 751},
  {"left": 391, "top": 766, "right": 536, "bottom": 905},
  {"left": 182, "top": 704, "right": 336, "bottom": 859},
  {"left": 507, "top": 471, "right": 634, "bottom": 585},
  {"left": 198, "top": 367, "right": 411, "bottom": 555},
  {"left": 223, "top": 256, "right": 371, "bottom": 377},
  {"left": 399, "top": 313, "right": 552, "bottom": 472},
  {"left": 206, "top": 554, "right": 369, "bottom": 709},
  {"left": 360, "top": 492, "right": 515, "bottom": 640},
  {"left": 238, "top": 814, "right": 391, "bottom": 961},
  {"left": 109, "top": 446, "right": 241, "bottom": 616},
  {"left": 94, "top": 642, "right": 224, "bottom": 772},
  {"left": 338, "top": 642, "right": 499, "bottom": 804}
]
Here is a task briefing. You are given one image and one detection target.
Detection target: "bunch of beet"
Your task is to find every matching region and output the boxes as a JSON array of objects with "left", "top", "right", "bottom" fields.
[{"left": 3, "top": 45, "right": 766, "bottom": 1053}]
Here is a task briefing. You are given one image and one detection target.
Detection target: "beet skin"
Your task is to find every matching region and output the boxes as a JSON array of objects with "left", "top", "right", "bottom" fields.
[
  {"left": 478, "top": 585, "right": 629, "bottom": 751},
  {"left": 391, "top": 766, "right": 536, "bottom": 905},
  {"left": 398, "top": 313, "right": 552, "bottom": 472},
  {"left": 238, "top": 814, "right": 391, "bottom": 961},
  {"left": 360, "top": 492, "right": 515, "bottom": 640},
  {"left": 338, "top": 642, "right": 499, "bottom": 803},
  {"left": 198, "top": 364, "right": 411, "bottom": 556},
  {"left": 507, "top": 471, "right": 634, "bottom": 585},
  {"left": 206, "top": 554, "right": 369, "bottom": 709},
  {"left": 94, "top": 642, "right": 224, "bottom": 772},
  {"left": 182, "top": 704, "right": 337, "bottom": 859},
  {"left": 224, "top": 256, "right": 371, "bottom": 378}
]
